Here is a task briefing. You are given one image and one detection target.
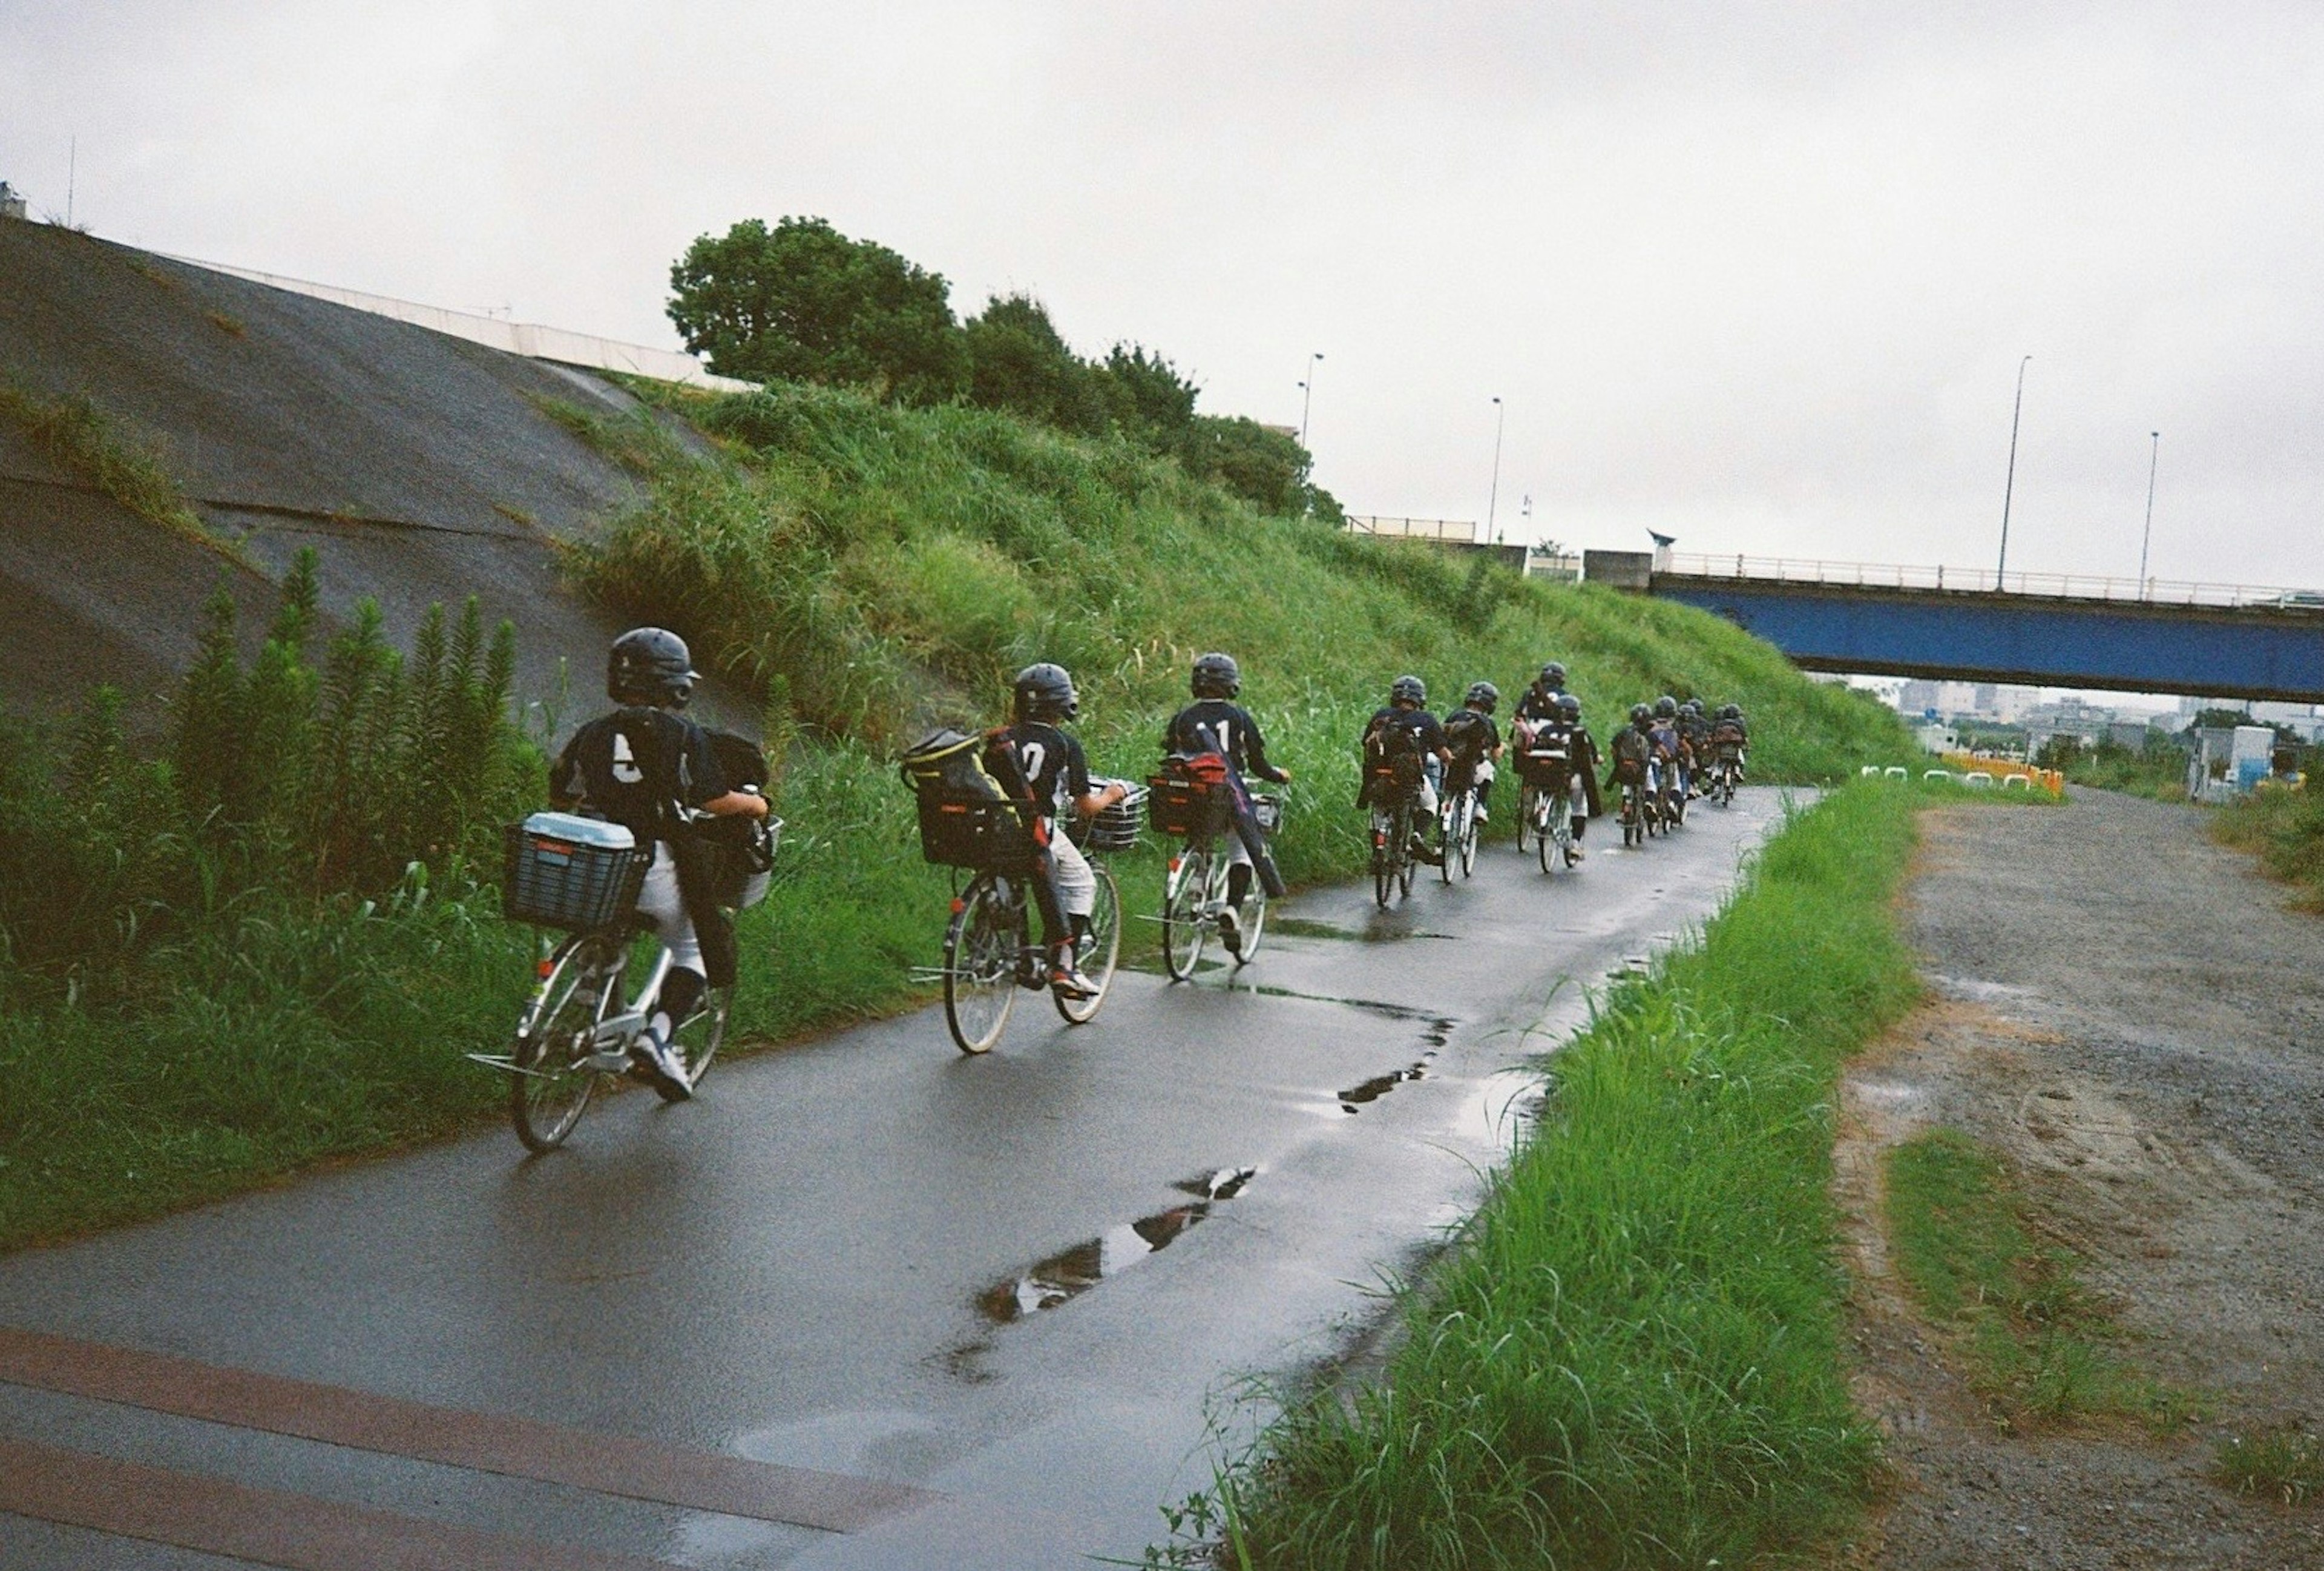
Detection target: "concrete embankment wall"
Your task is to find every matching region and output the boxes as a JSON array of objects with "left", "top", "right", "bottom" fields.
[{"left": 0, "top": 220, "right": 753, "bottom": 734}]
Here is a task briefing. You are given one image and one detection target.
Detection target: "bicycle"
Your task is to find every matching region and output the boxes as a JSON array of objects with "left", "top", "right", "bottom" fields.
[
  {"left": 934, "top": 789, "right": 1135, "bottom": 1053},
  {"left": 483, "top": 810, "right": 780, "bottom": 1153},
  {"left": 1523, "top": 765, "right": 1578, "bottom": 873},
  {"left": 1618, "top": 768, "right": 1652, "bottom": 846},
  {"left": 1158, "top": 790, "right": 1281, "bottom": 980},
  {"left": 1438, "top": 775, "right": 1479, "bottom": 882},
  {"left": 1659, "top": 756, "right": 1689, "bottom": 829},
  {"left": 1370, "top": 789, "right": 1420, "bottom": 907},
  {"left": 1709, "top": 747, "right": 1741, "bottom": 806}
]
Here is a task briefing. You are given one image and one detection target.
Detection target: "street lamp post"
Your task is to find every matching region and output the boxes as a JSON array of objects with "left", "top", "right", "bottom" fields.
[
  {"left": 1995, "top": 354, "right": 2032, "bottom": 584},
  {"left": 1486, "top": 396, "right": 1505, "bottom": 540},
  {"left": 1297, "top": 352, "right": 1324, "bottom": 448},
  {"left": 2138, "top": 430, "right": 2161, "bottom": 594}
]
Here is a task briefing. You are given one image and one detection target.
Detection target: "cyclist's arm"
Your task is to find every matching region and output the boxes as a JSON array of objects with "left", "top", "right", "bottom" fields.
[
  {"left": 1241, "top": 708, "right": 1292, "bottom": 784},
  {"left": 701, "top": 788, "right": 768, "bottom": 818},
  {"left": 1063, "top": 735, "right": 1125, "bottom": 817}
]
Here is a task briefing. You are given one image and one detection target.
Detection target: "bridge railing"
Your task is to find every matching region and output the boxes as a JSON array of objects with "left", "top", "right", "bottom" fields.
[{"left": 1658, "top": 552, "right": 2322, "bottom": 611}]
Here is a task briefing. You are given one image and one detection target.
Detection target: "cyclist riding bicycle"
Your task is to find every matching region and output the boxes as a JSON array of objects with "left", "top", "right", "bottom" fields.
[
  {"left": 1649, "top": 694, "right": 1690, "bottom": 797},
  {"left": 1514, "top": 662, "right": 1568, "bottom": 725},
  {"left": 1361, "top": 674, "right": 1451, "bottom": 864},
  {"left": 1005, "top": 661, "right": 1129, "bottom": 1000},
  {"left": 547, "top": 627, "right": 769, "bottom": 1099},
  {"left": 1554, "top": 691, "right": 1604, "bottom": 857},
  {"left": 1442, "top": 682, "right": 1503, "bottom": 822},
  {"left": 1712, "top": 703, "right": 1750, "bottom": 780},
  {"left": 1678, "top": 700, "right": 1712, "bottom": 792},
  {"left": 1608, "top": 701, "right": 1656, "bottom": 806},
  {"left": 1163, "top": 651, "right": 1292, "bottom": 950}
]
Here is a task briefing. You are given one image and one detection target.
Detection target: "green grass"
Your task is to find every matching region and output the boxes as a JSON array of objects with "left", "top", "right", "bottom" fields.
[
  {"left": 1884, "top": 1128, "right": 2190, "bottom": 1431},
  {"left": 3, "top": 380, "right": 1914, "bottom": 1252},
  {"left": 2062, "top": 740, "right": 2190, "bottom": 801},
  {"left": 2214, "top": 783, "right": 2324, "bottom": 906},
  {"left": 1190, "top": 783, "right": 1923, "bottom": 1570},
  {"left": 2214, "top": 1426, "right": 2324, "bottom": 1506},
  {"left": 0, "top": 371, "right": 242, "bottom": 560}
]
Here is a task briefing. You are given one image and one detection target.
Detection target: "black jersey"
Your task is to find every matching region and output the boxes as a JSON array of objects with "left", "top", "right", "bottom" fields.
[
  {"left": 1367, "top": 706, "right": 1447, "bottom": 757},
  {"left": 551, "top": 706, "right": 726, "bottom": 842},
  {"left": 1002, "top": 720, "right": 1092, "bottom": 818},
  {"left": 1164, "top": 700, "right": 1288, "bottom": 783},
  {"left": 1514, "top": 683, "right": 1565, "bottom": 723}
]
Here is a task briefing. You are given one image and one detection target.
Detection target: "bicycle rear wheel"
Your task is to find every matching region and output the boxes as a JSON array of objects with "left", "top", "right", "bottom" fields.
[
  {"left": 1371, "top": 815, "right": 1395, "bottom": 909},
  {"left": 1514, "top": 785, "right": 1535, "bottom": 854},
  {"left": 1055, "top": 865, "right": 1121, "bottom": 1023},
  {"left": 1162, "top": 846, "right": 1210, "bottom": 980},
  {"left": 1438, "top": 800, "right": 1456, "bottom": 884},
  {"left": 945, "top": 874, "right": 1018, "bottom": 1054},
  {"left": 1458, "top": 797, "right": 1479, "bottom": 878},
  {"left": 510, "top": 933, "right": 619, "bottom": 1153},
  {"left": 1395, "top": 806, "right": 1417, "bottom": 898}
]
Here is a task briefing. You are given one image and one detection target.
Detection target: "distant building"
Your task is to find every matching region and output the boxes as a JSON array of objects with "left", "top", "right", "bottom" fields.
[
  {"left": 0, "top": 183, "right": 27, "bottom": 222},
  {"left": 1897, "top": 679, "right": 1943, "bottom": 716},
  {"left": 2188, "top": 725, "right": 2277, "bottom": 802}
]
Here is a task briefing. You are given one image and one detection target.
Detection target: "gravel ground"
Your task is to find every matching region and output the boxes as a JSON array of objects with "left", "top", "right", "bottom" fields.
[{"left": 1831, "top": 788, "right": 2324, "bottom": 1570}]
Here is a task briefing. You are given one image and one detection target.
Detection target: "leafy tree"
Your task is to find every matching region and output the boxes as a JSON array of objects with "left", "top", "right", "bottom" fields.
[
  {"left": 962, "top": 294, "right": 1108, "bottom": 435},
  {"left": 1095, "top": 343, "right": 1198, "bottom": 446},
  {"left": 668, "top": 217, "right": 968, "bottom": 404},
  {"left": 1178, "top": 415, "right": 1312, "bottom": 516}
]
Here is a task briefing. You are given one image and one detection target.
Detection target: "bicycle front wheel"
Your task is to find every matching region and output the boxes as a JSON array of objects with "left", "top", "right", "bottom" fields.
[
  {"left": 1055, "top": 865, "right": 1121, "bottom": 1023},
  {"left": 510, "top": 933, "right": 619, "bottom": 1153},
  {"left": 944, "top": 874, "right": 1019, "bottom": 1054},
  {"left": 1162, "top": 846, "right": 1209, "bottom": 980}
]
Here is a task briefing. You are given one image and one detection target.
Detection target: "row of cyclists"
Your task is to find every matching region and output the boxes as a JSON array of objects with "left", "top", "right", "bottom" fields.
[
  {"left": 1357, "top": 664, "right": 1751, "bottom": 865},
  {"left": 537, "top": 628, "right": 1748, "bottom": 1100}
]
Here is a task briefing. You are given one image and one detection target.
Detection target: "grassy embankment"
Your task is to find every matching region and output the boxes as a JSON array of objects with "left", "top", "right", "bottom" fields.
[
  {"left": 1171, "top": 783, "right": 1922, "bottom": 1569},
  {"left": 1, "top": 379, "right": 1912, "bottom": 1250},
  {"left": 2214, "top": 783, "right": 2324, "bottom": 907},
  {"left": 2061, "top": 739, "right": 2189, "bottom": 800}
]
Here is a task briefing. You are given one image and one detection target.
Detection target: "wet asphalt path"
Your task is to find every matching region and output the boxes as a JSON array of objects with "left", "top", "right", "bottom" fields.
[{"left": 0, "top": 789, "right": 1796, "bottom": 1570}]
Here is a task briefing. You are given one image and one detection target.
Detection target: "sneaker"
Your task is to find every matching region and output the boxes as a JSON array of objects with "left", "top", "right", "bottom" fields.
[
  {"left": 1473, "top": 803, "right": 1489, "bottom": 823},
  {"left": 1566, "top": 844, "right": 1585, "bottom": 865},
  {"left": 631, "top": 1032, "right": 692, "bottom": 1102},
  {"left": 1218, "top": 901, "right": 1242, "bottom": 954},
  {"left": 1050, "top": 963, "right": 1100, "bottom": 1000}
]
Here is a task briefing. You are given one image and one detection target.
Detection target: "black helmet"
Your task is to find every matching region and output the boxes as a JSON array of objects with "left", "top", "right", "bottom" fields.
[
  {"left": 1681, "top": 699, "right": 1702, "bottom": 716},
  {"left": 1390, "top": 674, "right": 1426, "bottom": 706},
  {"left": 1655, "top": 695, "right": 1678, "bottom": 719},
  {"left": 1630, "top": 702, "right": 1653, "bottom": 726},
  {"left": 1013, "top": 662, "right": 1078, "bottom": 723},
  {"left": 1464, "top": 680, "right": 1499, "bottom": 713},
  {"left": 1192, "top": 651, "right": 1241, "bottom": 699},
  {"left": 608, "top": 627, "right": 697, "bottom": 707},
  {"left": 1557, "top": 693, "right": 1581, "bottom": 721},
  {"left": 1721, "top": 703, "right": 1741, "bottom": 720},
  {"left": 1538, "top": 662, "right": 1567, "bottom": 690}
]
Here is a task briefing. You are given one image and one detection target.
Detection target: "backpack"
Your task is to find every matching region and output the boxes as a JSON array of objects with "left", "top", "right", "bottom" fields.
[
  {"left": 1363, "top": 720, "right": 1424, "bottom": 798},
  {"left": 695, "top": 728, "right": 776, "bottom": 907},
  {"left": 1442, "top": 709, "right": 1489, "bottom": 760},
  {"left": 899, "top": 728, "right": 1011, "bottom": 801}
]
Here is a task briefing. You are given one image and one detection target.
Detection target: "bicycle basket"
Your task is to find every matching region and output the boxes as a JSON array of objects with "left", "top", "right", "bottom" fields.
[
  {"left": 1147, "top": 775, "right": 1229, "bottom": 839},
  {"left": 502, "top": 812, "right": 652, "bottom": 931},
  {"left": 916, "top": 794, "right": 1038, "bottom": 869},
  {"left": 1250, "top": 792, "right": 1283, "bottom": 835},
  {"left": 1069, "top": 780, "right": 1146, "bottom": 852}
]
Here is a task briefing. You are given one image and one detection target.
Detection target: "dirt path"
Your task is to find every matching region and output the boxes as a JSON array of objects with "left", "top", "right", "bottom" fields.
[{"left": 1834, "top": 788, "right": 2324, "bottom": 1570}]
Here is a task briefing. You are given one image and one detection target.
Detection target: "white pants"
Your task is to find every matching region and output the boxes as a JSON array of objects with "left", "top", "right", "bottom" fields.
[
  {"left": 1050, "top": 828, "right": 1096, "bottom": 919},
  {"left": 635, "top": 843, "right": 703, "bottom": 976},
  {"left": 1419, "top": 756, "right": 1442, "bottom": 815}
]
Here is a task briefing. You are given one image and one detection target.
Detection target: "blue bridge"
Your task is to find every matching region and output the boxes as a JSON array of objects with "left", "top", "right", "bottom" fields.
[{"left": 1629, "top": 555, "right": 2324, "bottom": 703}]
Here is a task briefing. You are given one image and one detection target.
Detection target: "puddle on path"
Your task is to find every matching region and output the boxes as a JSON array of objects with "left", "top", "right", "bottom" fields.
[
  {"left": 1339, "top": 1055, "right": 1433, "bottom": 1111},
  {"left": 976, "top": 1167, "right": 1259, "bottom": 1325}
]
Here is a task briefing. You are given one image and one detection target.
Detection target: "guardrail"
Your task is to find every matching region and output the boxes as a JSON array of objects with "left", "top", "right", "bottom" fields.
[
  {"left": 160, "top": 252, "right": 757, "bottom": 392},
  {"left": 1347, "top": 515, "right": 1478, "bottom": 542},
  {"left": 1658, "top": 552, "right": 2323, "bottom": 613}
]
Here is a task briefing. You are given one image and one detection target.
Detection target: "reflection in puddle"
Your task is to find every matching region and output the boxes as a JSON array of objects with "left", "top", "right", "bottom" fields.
[
  {"left": 977, "top": 1167, "right": 1259, "bottom": 1323},
  {"left": 1340, "top": 1055, "right": 1432, "bottom": 1112}
]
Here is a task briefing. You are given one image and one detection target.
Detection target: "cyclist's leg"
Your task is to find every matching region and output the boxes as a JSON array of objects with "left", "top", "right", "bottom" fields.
[
  {"left": 1221, "top": 830, "right": 1254, "bottom": 907},
  {"left": 632, "top": 845, "right": 701, "bottom": 1093},
  {"left": 1045, "top": 833, "right": 1100, "bottom": 993}
]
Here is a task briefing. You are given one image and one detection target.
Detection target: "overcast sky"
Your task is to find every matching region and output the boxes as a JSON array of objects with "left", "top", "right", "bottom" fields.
[{"left": 6, "top": 2, "right": 2321, "bottom": 588}]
